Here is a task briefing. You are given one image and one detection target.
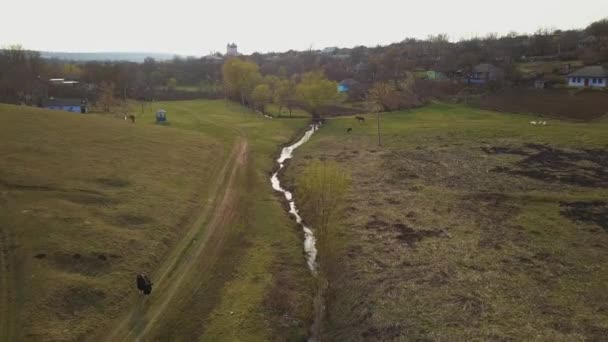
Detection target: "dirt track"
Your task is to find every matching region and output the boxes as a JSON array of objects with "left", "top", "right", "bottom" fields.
[{"left": 99, "top": 138, "right": 249, "bottom": 341}]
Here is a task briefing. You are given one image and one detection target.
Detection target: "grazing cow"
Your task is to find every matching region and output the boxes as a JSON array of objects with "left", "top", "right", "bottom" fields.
[
  {"left": 355, "top": 116, "right": 365, "bottom": 124},
  {"left": 128, "top": 115, "right": 136, "bottom": 123},
  {"left": 347, "top": 128, "right": 352, "bottom": 133},
  {"left": 136, "top": 274, "right": 153, "bottom": 295}
]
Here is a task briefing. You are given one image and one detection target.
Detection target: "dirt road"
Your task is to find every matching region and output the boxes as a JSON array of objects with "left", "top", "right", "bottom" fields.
[{"left": 99, "top": 138, "right": 249, "bottom": 341}]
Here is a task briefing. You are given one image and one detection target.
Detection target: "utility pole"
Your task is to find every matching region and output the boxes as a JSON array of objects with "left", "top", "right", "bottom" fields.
[{"left": 376, "top": 109, "right": 382, "bottom": 146}]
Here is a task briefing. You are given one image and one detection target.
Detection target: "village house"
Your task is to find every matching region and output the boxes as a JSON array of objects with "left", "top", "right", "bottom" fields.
[
  {"left": 567, "top": 66, "right": 607, "bottom": 88},
  {"left": 425, "top": 70, "right": 447, "bottom": 80},
  {"left": 468, "top": 63, "right": 503, "bottom": 84}
]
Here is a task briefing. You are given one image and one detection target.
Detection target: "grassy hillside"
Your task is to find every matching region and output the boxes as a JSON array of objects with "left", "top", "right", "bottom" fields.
[
  {"left": 0, "top": 100, "right": 313, "bottom": 341},
  {"left": 287, "top": 103, "right": 608, "bottom": 340}
]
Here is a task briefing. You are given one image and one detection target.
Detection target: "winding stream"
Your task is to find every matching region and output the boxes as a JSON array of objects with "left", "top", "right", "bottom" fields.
[{"left": 270, "top": 124, "right": 319, "bottom": 272}]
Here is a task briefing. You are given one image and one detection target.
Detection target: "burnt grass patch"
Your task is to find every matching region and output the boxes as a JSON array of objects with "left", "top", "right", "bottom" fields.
[
  {"left": 366, "top": 216, "right": 443, "bottom": 246},
  {"left": 560, "top": 201, "right": 608, "bottom": 232},
  {"left": 111, "top": 214, "right": 155, "bottom": 226},
  {"left": 393, "top": 223, "right": 442, "bottom": 246},
  {"left": 484, "top": 144, "right": 608, "bottom": 187},
  {"left": 61, "top": 193, "right": 119, "bottom": 207},
  {"left": 94, "top": 177, "right": 130, "bottom": 188},
  {"left": 50, "top": 252, "right": 112, "bottom": 276}
]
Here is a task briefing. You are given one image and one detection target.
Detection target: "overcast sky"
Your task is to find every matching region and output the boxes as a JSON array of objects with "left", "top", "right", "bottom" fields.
[{"left": 2, "top": 0, "right": 606, "bottom": 56}]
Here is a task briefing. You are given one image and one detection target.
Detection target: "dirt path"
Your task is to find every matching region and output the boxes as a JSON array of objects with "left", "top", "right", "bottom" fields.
[{"left": 99, "top": 138, "right": 248, "bottom": 342}]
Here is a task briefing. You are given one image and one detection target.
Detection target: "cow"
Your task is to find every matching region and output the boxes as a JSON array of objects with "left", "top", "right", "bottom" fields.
[
  {"left": 136, "top": 274, "right": 153, "bottom": 295},
  {"left": 128, "top": 115, "right": 136, "bottom": 123},
  {"left": 347, "top": 128, "right": 352, "bottom": 133},
  {"left": 355, "top": 116, "right": 365, "bottom": 124}
]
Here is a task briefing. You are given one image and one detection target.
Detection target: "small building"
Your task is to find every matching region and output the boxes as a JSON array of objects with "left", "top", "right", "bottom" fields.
[
  {"left": 578, "top": 36, "right": 597, "bottom": 49},
  {"left": 226, "top": 43, "right": 239, "bottom": 56},
  {"left": 425, "top": 70, "right": 447, "bottom": 80},
  {"left": 567, "top": 66, "right": 608, "bottom": 88},
  {"left": 43, "top": 98, "right": 87, "bottom": 113},
  {"left": 468, "top": 63, "right": 503, "bottom": 84}
]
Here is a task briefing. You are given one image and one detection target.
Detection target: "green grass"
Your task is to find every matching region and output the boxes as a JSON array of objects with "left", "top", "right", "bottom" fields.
[
  {"left": 287, "top": 103, "right": 608, "bottom": 340},
  {"left": 517, "top": 60, "right": 584, "bottom": 78},
  {"left": 0, "top": 100, "right": 314, "bottom": 341}
]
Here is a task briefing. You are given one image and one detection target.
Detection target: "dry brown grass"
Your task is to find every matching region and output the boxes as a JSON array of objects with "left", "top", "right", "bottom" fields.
[{"left": 287, "top": 103, "right": 608, "bottom": 341}]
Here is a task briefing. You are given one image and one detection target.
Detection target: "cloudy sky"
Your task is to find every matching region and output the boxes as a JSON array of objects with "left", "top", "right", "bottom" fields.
[{"left": 2, "top": 0, "right": 606, "bottom": 56}]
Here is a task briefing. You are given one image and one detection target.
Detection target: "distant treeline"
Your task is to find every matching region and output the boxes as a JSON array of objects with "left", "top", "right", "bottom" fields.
[{"left": 0, "top": 18, "right": 606, "bottom": 107}]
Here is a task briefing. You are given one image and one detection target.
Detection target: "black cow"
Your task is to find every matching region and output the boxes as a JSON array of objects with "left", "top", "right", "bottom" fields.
[
  {"left": 355, "top": 116, "right": 365, "bottom": 124},
  {"left": 136, "top": 274, "right": 153, "bottom": 295},
  {"left": 346, "top": 128, "right": 352, "bottom": 133}
]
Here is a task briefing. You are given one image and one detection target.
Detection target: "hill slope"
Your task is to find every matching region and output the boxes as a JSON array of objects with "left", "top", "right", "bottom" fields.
[{"left": 0, "top": 104, "right": 226, "bottom": 340}]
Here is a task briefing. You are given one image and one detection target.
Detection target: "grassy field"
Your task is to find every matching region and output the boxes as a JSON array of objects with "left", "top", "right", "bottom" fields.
[
  {"left": 287, "top": 103, "right": 608, "bottom": 340},
  {"left": 0, "top": 100, "right": 313, "bottom": 341}
]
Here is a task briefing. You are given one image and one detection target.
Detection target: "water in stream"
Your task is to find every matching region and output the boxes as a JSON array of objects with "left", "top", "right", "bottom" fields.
[{"left": 270, "top": 124, "right": 319, "bottom": 272}]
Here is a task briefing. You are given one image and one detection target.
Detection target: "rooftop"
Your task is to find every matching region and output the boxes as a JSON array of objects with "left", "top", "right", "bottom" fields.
[
  {"left": 43, "top": 98, "right": 86, "bottom": 107},
  {"left": 567, "top": 66, "right": 608, "bottom": 78}
]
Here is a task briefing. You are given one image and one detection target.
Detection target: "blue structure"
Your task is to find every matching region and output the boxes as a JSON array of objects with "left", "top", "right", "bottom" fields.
[
  {"left": 43, "top": 98, "right": 87, "bottom": 113},
  {"left": 337, "top": 78, "right": 359, "bottom": 93},
  {"left": 156, "top": 109, "right": 167, "bottom": 123},
  {"left": 337, "top": 84, "right": 349, "bottom": 92}
]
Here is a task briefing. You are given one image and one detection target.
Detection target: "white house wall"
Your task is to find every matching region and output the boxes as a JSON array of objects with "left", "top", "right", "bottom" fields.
[{"left": 568, "top": 77, "right": 607, "bottom": 88}]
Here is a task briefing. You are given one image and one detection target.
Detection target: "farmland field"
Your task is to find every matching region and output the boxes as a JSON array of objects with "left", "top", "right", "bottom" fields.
[
  {"left": 0, "top": 100, "right": 312, "bottom": 341},
  {"left": 286, "top": 103, "right": 608, "bottom": 340}
]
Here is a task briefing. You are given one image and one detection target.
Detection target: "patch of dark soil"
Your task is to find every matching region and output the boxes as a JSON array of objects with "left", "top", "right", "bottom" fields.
[
  {"left": 346, "top": 206, "right": 358, "bottom": 213},
  {"left": 560, "top": 201, "right": 608, "bottom": 232},
  {"left": 482, "top": 146, "right": 528, "bottom": 156},
  {"left": 385, "top": 197, "right": 401, "bottom": 205},
  {"left": 472, "top": 88, "right": 608, "bottom": 121},
  {"left": 366, "top": 217, "right": 390, "bottom": 230},
  {"left": 51, "top": 252, "right": 111, "bottom": 276},
  {"left": 361, "top": 324, "right": 403, "bottom": 340},
  {"left": 488, "top": 144, "right": 608, "bottom": 187},
  {"left": 95, "top": 178, "right": 130, "bottom": 188},
  {"left": 0, "top": 179, "right": 104, "bottom": 195},
  {"left": 34, "top": 253, "right": 46, "bottom": 259},
  {"left": 393, "top": 223, "right": 442, "bottom": 246},
  {"left": 51, "top": 286, "right": 106, "bottom": 319},
  {"left": 112, "top": 214, "right": 154, "bottom": 226},
  {"left": 346, "top": 245, "right": 364, "bottom": 258}
]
